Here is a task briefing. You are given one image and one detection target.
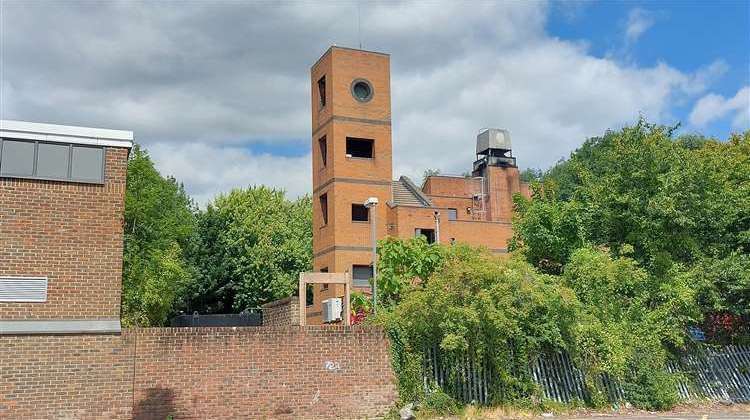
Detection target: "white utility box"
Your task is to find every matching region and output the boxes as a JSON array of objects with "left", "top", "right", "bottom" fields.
[{"left": 322, "top": 297, "right": 343, "bottom": 323}]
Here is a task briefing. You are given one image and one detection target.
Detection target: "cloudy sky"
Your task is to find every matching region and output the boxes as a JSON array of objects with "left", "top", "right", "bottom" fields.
[{"left": 1, "top": 1, "right": 748, "bottom": 204}]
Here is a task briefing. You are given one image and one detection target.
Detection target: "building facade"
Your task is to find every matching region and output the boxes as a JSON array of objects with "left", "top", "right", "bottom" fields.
[
  {"left": 309, "top": 47, "right": 530, "bottom": 323},
  {"left": 0, "top": 120, "right": 133, "bottom": 334}
]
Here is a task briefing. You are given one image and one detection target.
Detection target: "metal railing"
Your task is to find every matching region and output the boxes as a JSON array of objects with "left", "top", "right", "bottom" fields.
[{"left": 424, "top": 344, "right": 750, "bottom": 405}]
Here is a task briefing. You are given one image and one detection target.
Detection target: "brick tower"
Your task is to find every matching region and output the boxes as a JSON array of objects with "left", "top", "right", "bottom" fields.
[{"left": 309, "top": 47, "right": 392, "bottom": 322}]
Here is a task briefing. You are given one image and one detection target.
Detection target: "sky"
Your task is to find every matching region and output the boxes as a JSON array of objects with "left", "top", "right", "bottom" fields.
[{"left": 1, "top": 1, "right": 748, "bottom": 205}]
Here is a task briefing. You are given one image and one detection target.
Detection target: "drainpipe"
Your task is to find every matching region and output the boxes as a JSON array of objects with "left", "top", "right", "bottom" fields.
[
  {"left": 434, "top": 210, "right": 441, "bottom": 244},
  {"left": 364, "top": 197, "right": 379, "bottom": 314}
]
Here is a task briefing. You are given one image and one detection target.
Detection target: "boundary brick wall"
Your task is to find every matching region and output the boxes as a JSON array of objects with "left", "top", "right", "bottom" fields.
[
  {"left": 0, "top": 326, "right": 397, "bottom": 419},
  {"left": 262, "top": 296, "right": 300, "bottom": 326}
]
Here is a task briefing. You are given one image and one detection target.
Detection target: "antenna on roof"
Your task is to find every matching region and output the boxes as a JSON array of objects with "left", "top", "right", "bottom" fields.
[{"left": 357, "top": 1, "right": 362, "bottom": 49}]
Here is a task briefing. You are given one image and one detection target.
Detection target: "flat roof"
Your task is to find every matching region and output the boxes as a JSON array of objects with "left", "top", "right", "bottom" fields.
[
  {"left": 311, "top": 45, "right": 390, "bottom": 71},
  {"left": 0, "top": 119, "right": 134, "bottom": 148}
]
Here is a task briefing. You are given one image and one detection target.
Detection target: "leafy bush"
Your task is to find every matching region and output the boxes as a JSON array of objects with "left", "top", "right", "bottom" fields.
[
  {"left": 422, "top": 388, "right": 459, "bottom": 415},
  {"left": 376, "top": 242, "right": 579, "bottom": 404},
  {"left": 377, "top": 240, "right": 700, "bottom": 410},
  {"left": 565, "top": 247, "right": 696, "bottom": 407}
]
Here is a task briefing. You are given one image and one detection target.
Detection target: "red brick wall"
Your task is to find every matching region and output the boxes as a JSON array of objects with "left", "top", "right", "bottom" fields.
[
  {"left": 0, "top": 327, "right": 397, "bottom": 419},
  {"left": 0, "top": 333, "right": 134, "bottom": 419},
  {"left": 262, "top": 296, "right": 300, "bottom": 326},
  {"left": 0, "top": 147, "right": 128, "bottom": 320}
]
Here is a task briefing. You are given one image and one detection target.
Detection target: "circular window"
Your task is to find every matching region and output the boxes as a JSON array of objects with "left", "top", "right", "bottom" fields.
[{"left": 351, "top": 79, "right": 374, "bottom": 102}]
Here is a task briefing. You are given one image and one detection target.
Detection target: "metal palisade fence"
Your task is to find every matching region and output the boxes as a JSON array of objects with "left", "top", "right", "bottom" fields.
[{"left": 424, "top": 345, "right": 750, "bottom": 405}]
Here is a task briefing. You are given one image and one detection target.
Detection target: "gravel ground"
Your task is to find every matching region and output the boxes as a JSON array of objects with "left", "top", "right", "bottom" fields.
[{"left": 557, "top": 402, "right": 750, "bottom": 420}]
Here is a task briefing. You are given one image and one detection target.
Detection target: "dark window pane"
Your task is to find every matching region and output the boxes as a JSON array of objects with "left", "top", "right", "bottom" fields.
[
  {"left": 71, "top": 146, "right": 103, "bottom": 181},
  {"left": 306, "top": 284, "right": 314, "bottom": 306},
  {"left": 352, "top": 265, "right": 373, "bottom": 288},
  {"left": 319, "top": 193, "right": 328, "bottom": 225},
  {"left": 415, "top": 228, "right": 436, "bottom": 244},
  {"left": 351, "top": 204, "right": 369, "bottom": 221},
  {"left": 447, "top": 208, "right": 458, "bottom": 221},
  {"left": 352, "top": 81, "right": 372, "bottom": 101},
  {"left": 1, "top": 139, "right": 35, "bottom": 176},
  {"left": 36, "top": 143, "right": 69, "bottom": 179},
  {"left": 318, "top": 76, "right": 326, "bottom": 108},
  {"left": 346, "top": 137, "right": 373, "bottom": 158},
  {"left": 319, "top": 136, "right": 327, "bottom": 167}
]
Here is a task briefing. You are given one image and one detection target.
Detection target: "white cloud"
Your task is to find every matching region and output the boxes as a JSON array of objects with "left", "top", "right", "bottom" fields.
[
  {"left": 625, "top": 8, "right": 655, "bottom": 45},
  {"left": 689, "top": 86, "right": 750, "bottom": 128},
  {"left": 148, "top": 143, "right": 311, "bottom": 206},
  {"left": 0, "top": 1, "right": 728, "bottom": 203}
]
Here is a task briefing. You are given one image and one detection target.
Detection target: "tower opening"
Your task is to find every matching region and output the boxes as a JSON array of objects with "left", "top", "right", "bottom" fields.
[
  {"left": 317, "top": 76, "right": 326, "bottom": 108},
  {"left": 351, "top": 204, "right": 369, "bottom": 221},
  {"left": 346, "top": 137, "right": 373, "bottom": 158},
  {"left": 318, "top": 136, "right": 327, "bottom": 167}
]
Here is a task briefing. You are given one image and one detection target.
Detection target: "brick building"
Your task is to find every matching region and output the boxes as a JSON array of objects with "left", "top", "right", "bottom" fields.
[
  {"left": 309, "top": 47, "right": 530, "bottom": 323},
  {"left": 0, "top": 120, "right": 133, "bottom": 334},
  {"left": 0, "top": 120, "right": 397, "bottom": 419}
]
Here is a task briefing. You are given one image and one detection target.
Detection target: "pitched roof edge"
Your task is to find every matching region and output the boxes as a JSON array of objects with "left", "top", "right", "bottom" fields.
[{"left": 399, "top": 176, "right": 433, "bottom": 207}]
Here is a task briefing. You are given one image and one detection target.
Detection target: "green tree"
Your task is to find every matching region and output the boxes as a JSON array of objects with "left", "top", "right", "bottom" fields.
[
  {"left": 509, "top": 183, "right": 585, "bottom": 274},
  {"left": 512, "top": 122, "right": 750, "bottom": 320},
  {"left": 184, "top": 187, "right": 312, "bottom": 312},
  {"left": 422, "top": 168, "right": 441, "bottom": 185},
  {"left": 376, "top": 236, "right": 445, "bottom": 306},
  {"left": 123, "top": 145, "right": 196, "bottom": 326},
  {"left": 519, "top": 167, "right": 543, "bottom": 182}
]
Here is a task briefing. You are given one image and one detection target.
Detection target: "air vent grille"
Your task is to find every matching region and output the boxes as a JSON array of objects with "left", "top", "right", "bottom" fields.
[{"left": 0, "top": 277, "right": 48, "bottom": 302}]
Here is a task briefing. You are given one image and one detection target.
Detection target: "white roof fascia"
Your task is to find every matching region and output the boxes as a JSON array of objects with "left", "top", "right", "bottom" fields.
[{"left": 0, "top": 119, "right": 134, "bottom": 149}]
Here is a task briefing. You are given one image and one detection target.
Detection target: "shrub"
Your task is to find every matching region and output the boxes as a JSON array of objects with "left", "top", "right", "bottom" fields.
[{"left": 376, "top": 243, "right": 579, "bottom": 404}]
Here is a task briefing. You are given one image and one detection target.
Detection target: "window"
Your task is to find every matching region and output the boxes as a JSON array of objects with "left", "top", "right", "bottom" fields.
[
  {"left": 319, "top": 193, "right": 328, "bottom": 225},
  {"left": 36, "top": 143, "right": 69, "bottom": 178},
  {"left": 415, "top": 228, "right": 436, "bottom": 244},
  {"left": 346, "top": 137, "right": 373, "bottom": 159},
  {"left": 318, "top": 136, "right": 327, "bottom": 167},
  {"left": 306, "top": 284, "right": 314, "bottom": 306},
  {"left": 447, "top": 208, "right": 458, "bottom": 221},
  {"left": 351, "top": 79, "right": 373, "bottom": 102},
  {"left": 352, "top": 265, "right": 373, "bottom": 288},
  {"left": 351, "top": 204, "right": 369, "bottom": 222},
  {"left": 0, "top": 139, "right": 34, "bottom": 176},
  {"left": 320, "top": 267, "right": 329, "bottom": 291},
  {"left": 0, "top": 138, "right": 104, "bottom": 183},
  {"left": 318, "top": 76, "right": 326, "bottom": 108},
  {"left": 71, "top": 146, "right": 104, "bottom": 181}
]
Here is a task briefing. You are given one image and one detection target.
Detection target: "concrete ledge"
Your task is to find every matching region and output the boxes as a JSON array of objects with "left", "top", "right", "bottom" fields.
[{"left": 0, "top": 319, "right": 121, "bottom": 335}]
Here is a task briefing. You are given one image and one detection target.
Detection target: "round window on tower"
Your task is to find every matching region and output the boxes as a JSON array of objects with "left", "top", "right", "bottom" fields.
[{"left": 350, "top": 79, "right": 374, "bottom": 102}]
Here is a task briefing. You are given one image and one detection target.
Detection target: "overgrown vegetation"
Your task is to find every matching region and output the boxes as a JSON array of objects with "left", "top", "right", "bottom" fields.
[
  {"left": 122, "top": 145, "right": 196, "bottom": 326},
  {"left": 183, "top": 187, "right": 312, "bottom": 312},
  {"left": 121, "top": 120, "right": 748, "bottom": 411},
  {"left": 377, "top": 239, "right": 578, "bottom": 405},
  {"left": 511, "top": 121, "right": 749, "bottom": 341},
  {"left": 374, "top": 121, "right": 749, "bottom": 413},
  {"left": 122, "top": 147, "right": 311, "bottom": 324}
]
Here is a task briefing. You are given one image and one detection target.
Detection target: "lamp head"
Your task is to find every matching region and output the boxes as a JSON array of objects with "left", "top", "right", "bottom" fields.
[{"left": 364, "top": 197, "right": 379, "bottom": 208}]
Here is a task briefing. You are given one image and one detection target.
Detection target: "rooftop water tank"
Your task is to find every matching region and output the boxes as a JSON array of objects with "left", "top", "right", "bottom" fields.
[{"left": 476, "top": 128, "right": 511, "bottom": 156}]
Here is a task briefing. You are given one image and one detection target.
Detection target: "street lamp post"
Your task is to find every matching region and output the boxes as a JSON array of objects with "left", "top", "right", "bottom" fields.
[{"left": 364, "top": 197, "right": 379, "bottom": 314}]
